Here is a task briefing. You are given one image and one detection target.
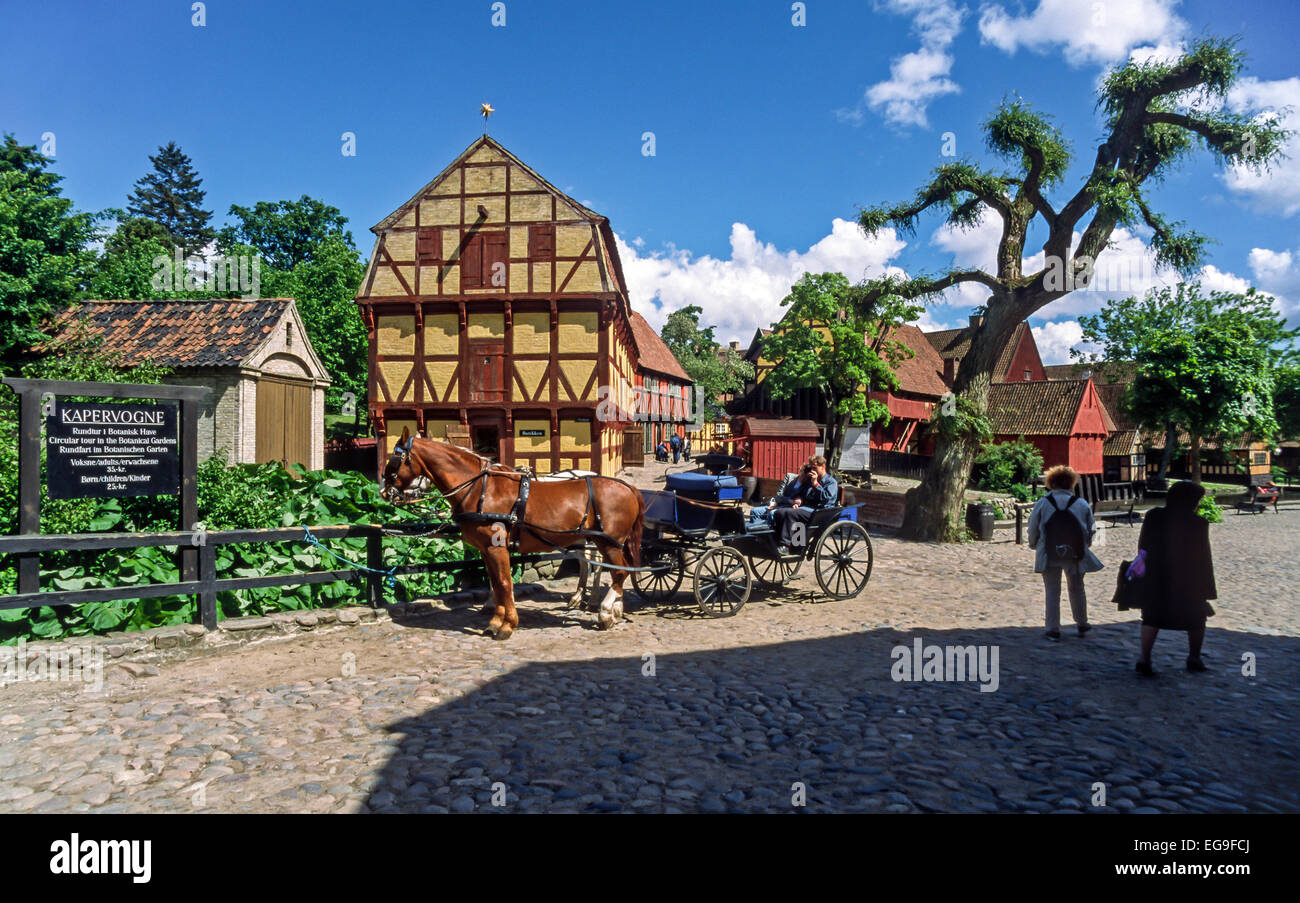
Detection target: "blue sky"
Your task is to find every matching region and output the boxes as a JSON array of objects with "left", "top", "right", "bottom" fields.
[{"left": 5, "top": 0, "right": 1300, "bottom": 361}]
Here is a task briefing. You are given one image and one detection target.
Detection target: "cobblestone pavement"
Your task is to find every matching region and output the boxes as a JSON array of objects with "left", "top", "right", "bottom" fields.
[{"left": 1, "top": 509, "right": 1296, "bottom": 813}]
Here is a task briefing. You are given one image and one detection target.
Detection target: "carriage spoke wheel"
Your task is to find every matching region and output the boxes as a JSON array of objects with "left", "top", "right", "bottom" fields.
[
  {"left": 749, "top": 552, "right": 802, "bottom": 588},
  {"left": 632, "top": 546, "right": 685, "bottom": 604},
  {"left": 693, "top": 547, "right": 752, "bottom": 618},
  {"left": 812, "top": 521, "right": 873, "bottom": 600}
]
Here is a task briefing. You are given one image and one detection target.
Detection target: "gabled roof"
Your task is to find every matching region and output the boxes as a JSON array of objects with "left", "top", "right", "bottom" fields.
[
  {"left": 924, "top": 321, "right": 1033, "bottom": 381},
  {"left": 881, "top": 323, "right": 949, "bottom": 399},
  {"left": 1104, "top": 429, "right": 1142, "bottom": 457},
  {"left": 40, "top": 299, "right": 297, "bottom": 369},
  {"left": 987, "top": 378, "right": 1112, "bottom": 436},
  {"left": 629, "top": 311, "right": 690, "bottom": 382},
  {"left": 1044, "top": 361, "right": 1138, "bottom": 385}
]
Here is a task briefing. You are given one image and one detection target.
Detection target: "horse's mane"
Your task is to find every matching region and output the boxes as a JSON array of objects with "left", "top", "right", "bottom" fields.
[{"left": 416, "top": 436, "right": 525, "bottom": 479}]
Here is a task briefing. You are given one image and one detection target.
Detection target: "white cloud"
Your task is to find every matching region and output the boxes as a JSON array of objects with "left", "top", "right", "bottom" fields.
[
  {"left": 978, "top": 0, "right": 1186, "bottom": 67},
  {"left": 1223, "top": 77, "right": 1300, "bottom": 217},
  {"left": 1032, "top": 320, "right": 1094, "bottom": 365},
  {"left": 841, "top": 0, "right": 965, "bottom": 128},
  {"left": 1246, "top": 247, "right": 1300, "bottom": 319},
  {"left": 618, "top": 218, "right": 908, "bottom": 344}
]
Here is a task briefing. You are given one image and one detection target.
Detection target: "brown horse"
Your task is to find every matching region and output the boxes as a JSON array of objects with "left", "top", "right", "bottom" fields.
[{"left": 380, "top": 428, "right": 644, "bottom": 639}]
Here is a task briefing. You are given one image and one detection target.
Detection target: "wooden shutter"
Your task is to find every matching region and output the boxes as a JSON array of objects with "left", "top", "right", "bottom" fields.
[
  {"left": 529, "top": 224, "right": 555, "bottom": 259},
  {"left": 417, "top": 229, "right": 442, "bottom": 266},
  {"left": 461, "top": 234, "right": 483, "bottom": 288},
  {"left": 484, "top": 232, "right": 507, "bottom": 288}
]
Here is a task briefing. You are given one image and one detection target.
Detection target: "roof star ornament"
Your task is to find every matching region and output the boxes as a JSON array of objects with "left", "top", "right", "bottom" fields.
[{"left": 480, "top": 102, "right": 494, "bottom": 133}]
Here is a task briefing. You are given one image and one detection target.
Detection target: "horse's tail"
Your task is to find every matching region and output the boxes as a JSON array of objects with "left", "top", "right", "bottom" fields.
[{"left": 623, "top": 486, "right": 644, "bottom": 568}]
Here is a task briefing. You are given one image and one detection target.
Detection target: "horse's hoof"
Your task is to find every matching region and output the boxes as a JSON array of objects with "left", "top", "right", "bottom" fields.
[
  {"left": 565, "top": 592, "right": 584, "bottom": 610},
  {"left": 596, "top": 611, "right": 615, "bottom": 630},
  {"left": 493, "top": 626, "right": 513, "bottom": 641},
  {"left": 612, "top": 600, "right": 624, "bottom": 621}
]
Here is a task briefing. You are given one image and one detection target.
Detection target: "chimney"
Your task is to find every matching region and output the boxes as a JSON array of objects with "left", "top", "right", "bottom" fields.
[
  {"left": 729, "top": 341, "right": 740, "bottom": 351},
  {"left": 969, "top": 314, "right": 985, "bottom": 328}
]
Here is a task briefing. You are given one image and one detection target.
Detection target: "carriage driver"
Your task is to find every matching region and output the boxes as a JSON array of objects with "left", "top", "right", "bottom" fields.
[{"left": 773, "top": 455, "right": 838, "bottom": 555}]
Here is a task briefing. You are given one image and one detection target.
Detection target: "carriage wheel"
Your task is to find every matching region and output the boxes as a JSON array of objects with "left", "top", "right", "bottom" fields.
[
  {"left": 812, "top": 521, "right": 873, "bottom": 600},
  {"left": 693, "top": 547, "right": 752, "bottom": 617},
  {"left": 749, "top": 552, "right": 802, "bottom": 587},
  {"left": 632, "top": 546, "right": 685, "bottom": 603}
]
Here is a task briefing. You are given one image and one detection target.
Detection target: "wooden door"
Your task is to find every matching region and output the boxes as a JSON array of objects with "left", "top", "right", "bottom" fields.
[
  {"left": 255, "top": 376, "right": 312, "bottom": 468},
  {"left": 468, "top": 339, "right": 505, "bottom": 402}
]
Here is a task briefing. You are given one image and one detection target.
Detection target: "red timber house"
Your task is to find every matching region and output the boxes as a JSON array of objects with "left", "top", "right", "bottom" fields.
[
  {"left": 867, "top": 324, "right": 949, "bottom": 453},
  {"left": 628, "top": 311, "right": 693, "bottom": 451},
  {"left": 354, "top": 135, "right": 690, "bottom": 475},
  {"left": 924, "top": 316, "right": 1115, "bottom": 474}
]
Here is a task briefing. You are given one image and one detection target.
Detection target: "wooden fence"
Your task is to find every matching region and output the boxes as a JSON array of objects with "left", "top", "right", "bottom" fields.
[{"left": 0, "top": 526, "right": 576, "bottom": 631}]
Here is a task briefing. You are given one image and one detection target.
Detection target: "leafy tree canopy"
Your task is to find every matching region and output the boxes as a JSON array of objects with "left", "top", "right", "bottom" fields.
[
  {"left": 0, "top": 134, "right": 97, "bottom": 368},
  {"left": 762, "top": 272, "right": 922, "bottom": 470},
  {"left": 660, "top": 305, "right": 754, "bottom": 419},
  {"left": 217, "top": 195, "right": 355, "bottom": 271}
]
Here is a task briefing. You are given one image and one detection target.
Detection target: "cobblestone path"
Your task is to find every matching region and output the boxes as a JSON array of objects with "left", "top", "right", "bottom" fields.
[{"left": 1, "top": 511, "right": 1296, "bottom": 813}]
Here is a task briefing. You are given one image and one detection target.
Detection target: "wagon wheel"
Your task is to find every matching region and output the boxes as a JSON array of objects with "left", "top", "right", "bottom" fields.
[
  {"left": 632, "top": 546, "right": 685, "bottom": 603},
  {"left": 749, "top": 552, "right": 802, "bottom": 587},
  {"left": 693, "top": 547, "right": 752, "bottom": 617},
  {"left": 812, "top": 521, "right": 873, "bottom": 600}
]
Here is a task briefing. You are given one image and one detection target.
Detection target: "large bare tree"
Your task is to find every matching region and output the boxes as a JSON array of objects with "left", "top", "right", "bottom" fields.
[{"left": 853, "top": 37, "right": 1290, "bottom": 541}]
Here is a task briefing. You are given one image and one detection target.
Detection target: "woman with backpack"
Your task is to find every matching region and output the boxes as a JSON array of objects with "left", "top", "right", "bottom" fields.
[
  {"left": 1130, "top": 480, "right": 1217, "bottom": 676},
  {"left": 1026, "top": 465, "right": 1103, "bottom": 640}
]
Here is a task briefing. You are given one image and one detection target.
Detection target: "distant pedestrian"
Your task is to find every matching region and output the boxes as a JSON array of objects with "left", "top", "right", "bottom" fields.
[
  {"left": 669, "top": 432, "right": 682, "bottom": 463},
  {"left": 1026, "top": 465, "right": 1103, "bottom": 640},
  {"left": 1132, "top": 480, "right": 1217, "bottom": 676}
]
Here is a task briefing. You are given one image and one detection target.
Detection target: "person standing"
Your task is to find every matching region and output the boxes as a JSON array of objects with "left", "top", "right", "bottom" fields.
[
  {"left": 773, "top": 456, "right": 837, "bottom": 554},
  {"left": 1026, "top": 465, "right": 1103, "bottom": 640},
  {"left": 669, "top": 431, "right": 682, "bottom": 464},
  {"left": 1132, "top": 480, "right": 1217, "bottom": 676}
]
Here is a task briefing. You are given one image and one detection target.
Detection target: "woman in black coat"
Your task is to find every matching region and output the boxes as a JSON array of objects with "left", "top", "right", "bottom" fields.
[{"left": 1134, "top": 480, "right": 1217, "bottom": 676}]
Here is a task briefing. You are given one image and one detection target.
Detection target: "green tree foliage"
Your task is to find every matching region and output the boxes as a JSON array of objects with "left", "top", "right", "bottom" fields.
[
  {"left": 125, "top": 142, "right": 215, "bottom": 256},
  {"left": 855, "top": 37, "right": 1290, "bottom": 539},
  {"left": 659, "top": 305, "right": 754, "bottom": 419},
  {"left": 1079, "top": 283, "right": 1297, "bottom": 481},
  {"left": 0, "top": 134, "right": 96, "bottom": 367},
  {"left": 761, "top": 272, "right": 921, "bottom": 471},
  {"left": 244, "top": 234, "right": 369, "bottom": 405},
  {"left": 1275, "top": 365, "right": 1300, "bottom": 442},
  {"left": 84, "top": 214, "right": 174, "bottom": 300},
  {"left": 973, "top": 438, "right": 1043, "bottom": 494},
  {"left": 217, "top": 196, "right": 354, "bottom": 271}
]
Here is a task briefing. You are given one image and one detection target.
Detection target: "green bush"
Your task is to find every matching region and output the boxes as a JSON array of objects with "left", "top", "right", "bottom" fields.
[
  {"left": 1008, "top": 483, "right": 1042, "bottom": 502},
  {"left": 974, "top": 438, "right": 1044, "bottom": 494},
  {"left": 1196, "top": 494, "right": 1223, "bottom": 524}
]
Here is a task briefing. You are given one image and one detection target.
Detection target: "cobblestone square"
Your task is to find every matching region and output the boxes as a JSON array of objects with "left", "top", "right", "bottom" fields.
[{"left": 1, "top": 509, "right": 1296, "bottom": 814}]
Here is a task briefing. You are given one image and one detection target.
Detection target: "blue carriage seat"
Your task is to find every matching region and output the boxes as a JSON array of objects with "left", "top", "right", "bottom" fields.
[{"left": 664, "top": 471, "right": 744, "bottom": 502}]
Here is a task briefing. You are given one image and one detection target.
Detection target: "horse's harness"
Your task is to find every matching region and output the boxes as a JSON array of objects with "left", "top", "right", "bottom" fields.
[{"left": 387, "top": 438, "right": 614, "bottom": 550}]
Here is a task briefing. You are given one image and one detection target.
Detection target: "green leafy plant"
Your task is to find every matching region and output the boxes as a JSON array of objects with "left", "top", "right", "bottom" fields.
[
  {"left": 1197, "top": 494, "right": 1223, "bottom": 524},
  {"left": 974, "top": 438, "right": 1044, "bottom": 494}
]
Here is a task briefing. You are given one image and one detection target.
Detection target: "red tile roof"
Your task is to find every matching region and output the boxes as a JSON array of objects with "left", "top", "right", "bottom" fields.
[
  {"left": 882, "top": 323, "right": 949, "bottom": 398},
  {"left": 987, "top": 379, "right": 1108, "bottom": 436},
  {"left": 924, "top": 321, "right": 1031, "bottom": 382},
  {"left": 629, "top": 311, "right": 691, "bottom": 382},
  {"left": 40, "top": 299, "right": 293, "bottom": 368}
]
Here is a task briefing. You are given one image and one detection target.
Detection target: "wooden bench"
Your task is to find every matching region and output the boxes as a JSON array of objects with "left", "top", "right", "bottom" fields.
[
  {"left": 1235, "top": 485, "right": 1280, "bottom": 515},
  {"left": 1092, "top": 481, "right": 1142, "bottom": 526}
]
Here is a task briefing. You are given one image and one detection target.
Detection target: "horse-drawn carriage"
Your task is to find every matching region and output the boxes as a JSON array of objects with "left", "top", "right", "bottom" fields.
[
  {"left": 380, "top": 430, "right": 874, "bottom": 637},
  {"left": 629, "top": 485, "right": 874, "bottom": 618}
]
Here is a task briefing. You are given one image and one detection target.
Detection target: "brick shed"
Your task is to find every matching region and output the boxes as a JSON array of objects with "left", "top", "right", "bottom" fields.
[{"left": 42, "top": 299, "right": 331, "bottom": 470}]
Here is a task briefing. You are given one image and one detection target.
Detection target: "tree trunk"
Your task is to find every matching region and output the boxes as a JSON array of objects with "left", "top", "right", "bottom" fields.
[
  {"left": 899, "top": 312, "right": 1006, "bottom": 541},
  {"left": 826, "top": 410, "right": 851, "bottom": 473},
  {"left": 1190, "top": 434, "right": 1202, "bottom": 483},
  {"left": 1156, "top": 422, "right": 1176, "bottom": 480}
]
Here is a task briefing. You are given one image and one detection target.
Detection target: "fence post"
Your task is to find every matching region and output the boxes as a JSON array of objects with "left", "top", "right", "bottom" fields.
[
  {"left": 198, "top": 541, "right": 217, "bottom": 630},
  {"left": 16, "top": 387, "right": 41, "bottom": 595},
  {"left": 366, "top": 529, "right": 384, "bottom": 608},
  {"left": 1015, "top": 504, "right": 1025, "bottom": 545}
]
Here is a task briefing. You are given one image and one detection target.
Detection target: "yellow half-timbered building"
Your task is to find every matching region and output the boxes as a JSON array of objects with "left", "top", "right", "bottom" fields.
[{"left": 356, "top": 135, "right": 690, "bottom": 474}]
